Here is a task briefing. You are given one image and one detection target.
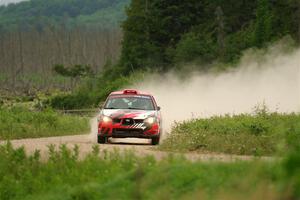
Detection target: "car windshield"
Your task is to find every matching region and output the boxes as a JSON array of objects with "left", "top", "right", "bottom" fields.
[{"left": 104, "top": 96, "right": 155, "bottom": 110}]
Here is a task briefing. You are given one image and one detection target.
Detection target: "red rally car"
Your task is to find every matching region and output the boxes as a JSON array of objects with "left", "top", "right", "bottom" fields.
[{"left": 97, "top": 89, "right": 162, "bottom": 145}]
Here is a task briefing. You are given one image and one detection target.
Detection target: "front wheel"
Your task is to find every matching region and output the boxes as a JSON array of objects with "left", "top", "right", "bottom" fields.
[
  {"left": 97, "top": 135, "right": 107, "bottom": 144},
  {"left": 151, "top": 137, "right": 160, "bottom": 145}
]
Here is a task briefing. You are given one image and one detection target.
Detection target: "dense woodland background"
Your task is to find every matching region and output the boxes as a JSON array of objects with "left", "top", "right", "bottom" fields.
[
  {"left": 0, "top": 0, "right": 128, "bottom": 93},
  {"left": 121, "top": 0, "right": 300, "bottom": 70},
  {"left": 0, "top": 0, "right": 299, "bottom": 108}
]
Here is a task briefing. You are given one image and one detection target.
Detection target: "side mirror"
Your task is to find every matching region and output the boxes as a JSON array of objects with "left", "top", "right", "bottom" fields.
[{"left": 157, "top": 106, "right": 161, "bottom": 111}]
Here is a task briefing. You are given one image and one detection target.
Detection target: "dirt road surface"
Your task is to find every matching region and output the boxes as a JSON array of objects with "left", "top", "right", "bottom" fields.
[
  {"left": 3, "top": 135, "right": 272, "bottom": 162},
  {"left": 0, "top": 118, "right": 272, "bottom": 162}
]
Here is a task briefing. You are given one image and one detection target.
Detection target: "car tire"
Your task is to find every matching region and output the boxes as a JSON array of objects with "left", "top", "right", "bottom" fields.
[
  {"left": 97, "top": 135, "right": 106, "bottom": 144},
  {"left": 151, "top": 137, "right": 160, "bottom": 145}
]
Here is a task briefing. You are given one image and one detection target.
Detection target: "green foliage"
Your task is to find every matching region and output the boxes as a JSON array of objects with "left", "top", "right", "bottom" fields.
[
  {"left": 174, "top": 31, "right": 216, "bottom": 64},
  {"left": 0, "top": 106, "right": 89, "bottom": 139},
  {"left": 120, "top": 0, "right": 206, "bottom": 70},
  {"left": 161, "top": 110, "right": 300, "bottom": 156},
  {"left": 49, "top": 92, "right": 93, "bottom": 110},
  {"left": 50, "top": 66, "right": 147, "bottom": 109},
  {"left": 253, "top": 0, "right": 272, "bottom": 47},
  {"left": 53, "top": 64, "right": 93, "bottom": 78},
  {"left": 53, "top": 65, "right": 71, "bottom": 77},
  {"left": 0, "top": 142, "right": 299, "bottom": 199},
  {"left": 281, "top": 121, "right": 300, "bottom": 198},
  {"left": 71, "top": 0, "right": 129, "bottom": 27},
  {"left": 0, "top": 0, "right": 130, "bottom": 31},
  {"left": 120, "top": 0, "right": 155, "bottom": 69},
  {"left": 120, "top": 0, "right": 299, "bottom": 69},
  {"left": 270, "top": 0, "right": 300, "bottom": 42}
]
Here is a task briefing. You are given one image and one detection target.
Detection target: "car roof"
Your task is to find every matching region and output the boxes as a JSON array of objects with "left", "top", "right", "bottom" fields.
[{"left": 109, "top": 89, "right": 152, "bottom": 96}]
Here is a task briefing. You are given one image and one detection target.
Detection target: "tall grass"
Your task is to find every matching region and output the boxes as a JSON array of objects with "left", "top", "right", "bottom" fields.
[
  {"left": 0, "top": 107, "right": 89, "bottom": 140},
  {"left": 161, "top": 109, "right": 300, "bottom": 156},
  {"left": 0, "top": 142, "right": 299, "bottom": 200}
]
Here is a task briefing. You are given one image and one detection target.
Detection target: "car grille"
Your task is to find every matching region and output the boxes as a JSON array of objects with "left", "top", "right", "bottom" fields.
[
  {"left": 113, "top": 118, "right": 121, "bottom": 123},
  {"left": 122, "top": 118, "right": 134, "bottom": 126},
  {"left": 134, "top": 119, "right": 144, "bottom": 123},
  {"left": 120, "top": 118, "right": 144, "bottom": 125},
  {"left": 113, "top": 128, "right": 143, "bottom": 136}
]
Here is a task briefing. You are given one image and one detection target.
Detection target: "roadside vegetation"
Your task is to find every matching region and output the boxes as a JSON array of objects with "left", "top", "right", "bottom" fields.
[
  {"left": 49, "top": 69, "right": 148, "bottom": 109},
  {"left": 0, "top": 106, "right": 89, "bottom": 140},
  {"left": 161, "top": 107, "right": 300, "bottom": 156},
  {"left": 0, "top": 140, "right": 299, "bottom": 200}
]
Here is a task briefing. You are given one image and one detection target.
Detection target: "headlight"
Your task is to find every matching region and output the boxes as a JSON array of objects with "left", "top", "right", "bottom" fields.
[
  {"left": 101, "top": 116, "right": 112, "bottom": 123},
  {"left": 144, "top": 117, "right": 156, "bottom": 125}
]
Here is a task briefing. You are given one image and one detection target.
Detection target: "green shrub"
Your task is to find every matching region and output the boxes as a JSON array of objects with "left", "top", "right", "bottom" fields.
[
  {"left": 0, "top": 142, "right": 299, "bottom": 199},
  {"left": 161, "top": 111, "right": 300, "bottom": 156},
  {"left": 50, "top": 67, "right": 149, "bottom": 109},
  {"left": 0, "top": 143, "right": 276, "bottom": 199},
  {"left": 0, "top": 107, "right": 89, "bottom": 140},
  {"left": 281, "top": 122, "right": 300, "bottom": 198}
]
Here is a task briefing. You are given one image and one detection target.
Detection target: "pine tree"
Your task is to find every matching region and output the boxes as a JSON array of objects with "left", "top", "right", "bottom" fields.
[
  {"left": 215, "top": 6, "right": 226, "bottom": 60},
  {"left": 254, "top": 0, "right": 272, "bottom": 47},
  {"left": 120, "top": 0, "right": 151, "bottom": 70},
  {"left": 120, "top": 0, "right": 205, "bottom": 69}
]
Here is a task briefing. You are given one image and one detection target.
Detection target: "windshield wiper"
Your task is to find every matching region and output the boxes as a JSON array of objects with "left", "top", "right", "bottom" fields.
[
  {"left": 128, "top": 107, "right": 142, "bottom": 110},
  {"left": 105, "top": 107, "right": 118, "bottom": 109}
]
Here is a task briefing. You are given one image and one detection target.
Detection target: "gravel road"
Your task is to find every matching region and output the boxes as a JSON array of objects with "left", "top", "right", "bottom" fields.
[{"left": 0, "top": 117, "right": 272, "bottom": 162}]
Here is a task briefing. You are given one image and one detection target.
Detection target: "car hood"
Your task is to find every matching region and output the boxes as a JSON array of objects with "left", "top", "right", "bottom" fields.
[{"left": 101, "top": 109, "right": 157, "bottom": 120}]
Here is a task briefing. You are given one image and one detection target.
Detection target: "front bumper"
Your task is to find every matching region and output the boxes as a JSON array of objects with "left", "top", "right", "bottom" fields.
[{"left": 98, "top": 122, "right": 160, "bottom": 138}]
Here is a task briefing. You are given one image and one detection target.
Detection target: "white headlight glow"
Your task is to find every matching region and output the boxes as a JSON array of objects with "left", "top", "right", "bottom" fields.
[
  {"left": 102, "top": 116, "right": 112, "bottom": 123},
  {"left": 144, "top": 117, "right": 156, "bottom": 124}
]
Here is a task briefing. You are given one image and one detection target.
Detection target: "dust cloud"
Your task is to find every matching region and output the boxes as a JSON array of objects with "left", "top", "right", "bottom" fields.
[
  {"left": 133, "top": 42, "right": 300, "bottom": 132},
  {"left": 89, "top": 116, "right": 99, "bottom": 142}
]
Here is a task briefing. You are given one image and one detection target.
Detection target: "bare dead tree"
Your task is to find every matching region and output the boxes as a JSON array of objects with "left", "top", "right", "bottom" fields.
[{"left": 0, "top": 26, "right": 122, "bottom": 93}]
